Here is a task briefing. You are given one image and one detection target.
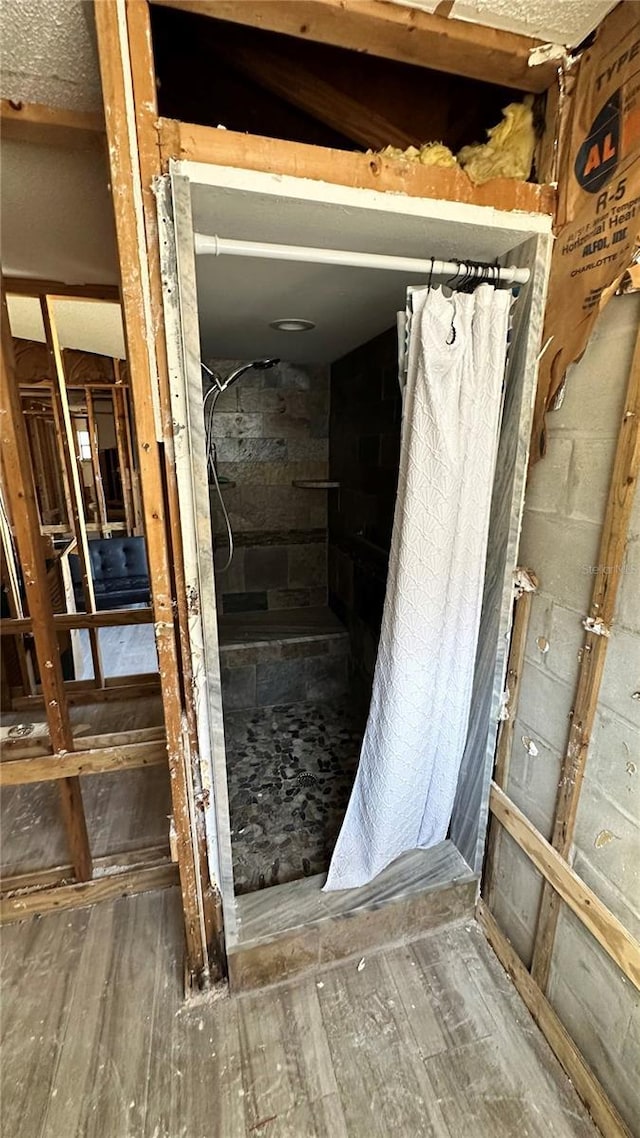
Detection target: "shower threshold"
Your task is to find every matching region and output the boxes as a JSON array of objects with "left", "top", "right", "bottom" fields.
[{"left": 227, "top": 841, "right": 476, "bottom": 991}]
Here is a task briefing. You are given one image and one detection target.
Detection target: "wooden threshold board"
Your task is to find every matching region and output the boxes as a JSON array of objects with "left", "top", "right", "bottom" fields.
[{"left": 228, "top": 840, "right": 476, "bottom": 991}]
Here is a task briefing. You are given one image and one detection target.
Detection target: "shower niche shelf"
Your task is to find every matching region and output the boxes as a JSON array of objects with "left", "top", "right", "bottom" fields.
[{"left": 292, "top": 480, "right": 340, "bottom": 489}]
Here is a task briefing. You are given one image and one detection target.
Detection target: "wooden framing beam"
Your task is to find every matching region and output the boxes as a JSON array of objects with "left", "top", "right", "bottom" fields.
[
  {"left": 1, "top": 725, "right": 164, "bottom": 760},
  {"left": 94, "top": 0, "right": 213, "bottom": 982},
  {"left": 0, "top": 739, "right": 167, "bottom": 785},
  {"left": 12, "top": 676, "right": 160, "bottom": 709},
  {"left": 531, "top": 323, "right": 640, "bottom": 991},
  {"left": 159, "top": 119, "right": 557, "bottom": 215},
  {"left": 0, "top": 292, "right": 92, "bottom": 881},
  {"left": 0, "top": 99, "right": 104, "bottom": 150},
  {"left": 4, "top": 278, "right": 119, "bottom": 301},
  {"left": 483, "top": 570, "right": 537, "bottom": 910},
  {"left": 477, "top": 901, "right": 632, "bottom": 1138},
  {"left": 127, "top": 0, "right": 222, "bottom": 972},
  {"left": 489, "top": 783, "right": 640, "bottom": 992},
  {"left": 150, "top": 0, "right": 559, "bottom": 93},
  {"left": 111, "top": 372, "right": 135, "bottom": 533},
  {"left": 41, "top": 297, "right": 104, "bottom": 685},
  {"left": 0, "top": 842, "right": 169, "bottom": 894},
  {"left": 85, "top": 387, "right": 111, "bottom": 536},
  {"left": 1, "top": 861, "right": 178, "bottom": 924},
  {"left": 1, "top": 606, "right": 153, "bottom": 634}
]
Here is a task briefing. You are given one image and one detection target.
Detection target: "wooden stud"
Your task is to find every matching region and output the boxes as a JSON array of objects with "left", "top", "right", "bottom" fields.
[
  {"left": 1, "top": 724, "right": 164, "bottom": 760},
  {"left": 4, "top": 277, "right": 119, "bottom": 302},
  {"left": 1, "top": 605, "right": 153, "bottom": 634},
  {"left": 489, "top": 783, "right": 640, "bottom": 992},
  {"left": 94, "top": 0, "right": 210, "bottom": 980},
  {"left": 85, "top": 388, "right": 111, "bottom": 537},
  {"left": 0, "top": 478, "right": 35, "bottom": 696},
  {"left": 0, "top": 99, "right": 104, "bottom": 149},
  {"left": 477, "top": 901, "right": 633, "bottom": 1138},
  {"left": 531, "top": 323, "right": 640, "bottom": 991},
  {"left": 0, "top": 843, "right": 170, "bottom": 894},
  {"left": 0, "top": 291, "right": 92, "bottom": 881},
  {"left": 1, "top": 862, "right": 178, "bottom": 924},
  {"left": 111, "top": 372, "right": 135, "bottom": 533},
  {"left": 483, "top": 571, "right": 537, "bottom": 910},
  {"left": 41, "top": 298, "right": 104, "bottom": 687},
  {"left": 159, "top": 119, "right": 557, "bottom": 216},
  {"left": 12, "top": 676, "right": 160, "bottom": 709},
  {"left": 151, "top": 0, "right": 560, "bottom": 93},
  {"left": 0, "top": 739, "right": 167, "bottom": 785},
  {"left": 127, "top": 0, "right": 222, "bottom": 970}
]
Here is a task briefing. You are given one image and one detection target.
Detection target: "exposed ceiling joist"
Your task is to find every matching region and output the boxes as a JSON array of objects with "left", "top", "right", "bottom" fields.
[
  {"left": 0, "top": 98, "right": 104, "bottom": 150},
  {"left": 150, "top": 0, "right": 561, "bottom": 92}
]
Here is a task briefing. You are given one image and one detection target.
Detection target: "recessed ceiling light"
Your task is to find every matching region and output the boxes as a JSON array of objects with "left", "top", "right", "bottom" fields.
[{"left": 269, "top": 318, "right": 316, "bottom": 332}]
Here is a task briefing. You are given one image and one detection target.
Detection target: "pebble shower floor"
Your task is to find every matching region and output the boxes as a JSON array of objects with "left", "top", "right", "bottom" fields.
[{"left": 224, "top": 698, "right": 367, "bottom": 893}]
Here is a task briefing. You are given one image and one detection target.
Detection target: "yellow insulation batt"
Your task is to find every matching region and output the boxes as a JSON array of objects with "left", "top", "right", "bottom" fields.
[{"left": 374, "top": 101, "right": 535, "bottom": 186}]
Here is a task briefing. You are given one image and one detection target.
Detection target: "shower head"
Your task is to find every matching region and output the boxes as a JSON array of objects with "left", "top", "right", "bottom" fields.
[
  {"left": 222, "top": 358, "right": 280, "bottom": 391},
  {"left": 251, "top": 358, "right": 280, "bottom": 371}
]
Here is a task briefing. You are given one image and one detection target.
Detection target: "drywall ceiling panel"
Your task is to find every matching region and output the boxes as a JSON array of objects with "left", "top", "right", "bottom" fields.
[
  {"left": 0, "top": 0, "right": 102, "bottom": 111},
  {"left": 7, "top": 295, "right": 125, "bottom": 360},
  {"left": 389, "top": 0, "right": 616, "bottom": 47},
  {"left": 0, "top": 139, "right": 119, "bottom": 285},
  {"left": 188, "top": 171, "right": 546, "bottom": 364}
]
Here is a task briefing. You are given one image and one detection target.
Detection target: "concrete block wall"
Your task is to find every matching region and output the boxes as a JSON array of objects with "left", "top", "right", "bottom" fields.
[{"left": 489, "top": 293, "right": 640, "bottom": 1132}]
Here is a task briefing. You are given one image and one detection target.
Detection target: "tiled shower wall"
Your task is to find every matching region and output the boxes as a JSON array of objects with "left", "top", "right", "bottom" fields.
[
  {"left": 328, "top": 327, "right": 401, "bottom": 696},
  {"left": 206, "top": 359, "right": 330, "bottom": 613}
]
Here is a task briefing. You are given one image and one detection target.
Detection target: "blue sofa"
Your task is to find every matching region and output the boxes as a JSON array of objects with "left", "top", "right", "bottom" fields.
[{"left": 70, "top": 536, "right": 150, "bottom": 610}]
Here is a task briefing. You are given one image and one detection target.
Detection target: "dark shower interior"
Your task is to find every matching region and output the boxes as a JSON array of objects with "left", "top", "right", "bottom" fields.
[{"left": 208, "top": 327, "right": 402, "bottom": 893}]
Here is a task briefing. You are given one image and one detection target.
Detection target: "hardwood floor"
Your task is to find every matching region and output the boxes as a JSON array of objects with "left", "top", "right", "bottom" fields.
[{"left": 0, "top": 889, "right": 598, "bottom": 1138}]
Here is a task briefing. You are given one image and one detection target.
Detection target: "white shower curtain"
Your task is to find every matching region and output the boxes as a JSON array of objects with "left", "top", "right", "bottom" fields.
[{"left": 325, "top": 283, "right": 511, "bottom": 891}]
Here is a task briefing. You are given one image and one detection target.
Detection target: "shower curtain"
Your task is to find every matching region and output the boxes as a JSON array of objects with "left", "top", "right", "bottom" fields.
[{"left": 325, "top": 283, "right": 511, "bottom": 891}]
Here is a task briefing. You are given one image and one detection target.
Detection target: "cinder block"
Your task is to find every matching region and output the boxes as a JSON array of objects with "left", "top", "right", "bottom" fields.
[
  {"left": 516, "top": 661, "right": 574, "bottom": 752},
  {"left": 548, "top": 908, "right": 639, "bottom": 1133},
  {"left": 585, "top": 707, "right": 640, "bottom": 810},
  {"left": 572, "top": 849, "right": 640, "bottom": 943},
  {"left": 524, "top": 437, "right": 573, "bottom": 515},
  {"left": 518, "top": 510, "right": 600, "bottom": 613},
  {"left": 598, "top": 626, "right": 640, "bottom": 730},
  {"left": 491, "top": 829, "right": 544, "bottom": 965},
  {"left": 506, "top": 718, "right": 561, "bottom": 840},
  {"left": 573, "top": 776, "right": 640, "bottom": 911},
  {"left": 567, "top": 437, "right": 616, "bottom": 524},
  {"left": 550, "top": 294, "right": 640, "bottom": 439}
]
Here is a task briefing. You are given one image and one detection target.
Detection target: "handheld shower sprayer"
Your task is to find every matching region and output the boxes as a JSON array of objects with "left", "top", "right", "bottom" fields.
[
  {"left": 202, "top": 358, "right": 281, "bottom": 572},
  {"left": 202, "top": 357, "right": 280, "bottom": 395}
]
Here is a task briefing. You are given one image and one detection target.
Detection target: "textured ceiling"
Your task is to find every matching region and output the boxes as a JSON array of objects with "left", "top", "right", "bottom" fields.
[
  {"left": 403, "top": 0, "right": 617, "bottom": 46},
  {"left": 0, "top": 0, "right": 102, "bottom": 111},
  {"left": 7, "top": 295, "right": 126, "bottom": 359},
  {"left": 0, "top": 0, "right": 617, "bottom": 122}
]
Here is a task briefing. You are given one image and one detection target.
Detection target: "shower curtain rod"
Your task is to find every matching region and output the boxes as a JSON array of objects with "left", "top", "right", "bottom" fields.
[{"left": 193, "top": 233, "right": 531, "bottom": 286}]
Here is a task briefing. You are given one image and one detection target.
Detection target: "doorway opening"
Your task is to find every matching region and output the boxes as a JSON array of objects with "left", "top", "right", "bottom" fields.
[{"left": 159, "top": 163, "right": 550, "bottom": 955}]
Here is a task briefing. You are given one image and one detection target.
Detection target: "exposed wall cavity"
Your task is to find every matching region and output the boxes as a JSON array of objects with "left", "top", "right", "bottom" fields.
[{"left": 491, "top": 292, "right": 640, "bottom": 1133}]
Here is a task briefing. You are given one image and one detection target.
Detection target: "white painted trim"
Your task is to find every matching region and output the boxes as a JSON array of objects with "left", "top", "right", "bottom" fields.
[{"left": 174, "top": 159, "right": 552, "bottom": 238}]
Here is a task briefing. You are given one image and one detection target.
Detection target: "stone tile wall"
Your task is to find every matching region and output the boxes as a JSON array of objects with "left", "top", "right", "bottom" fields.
[
  {"left": 206, "top": 360, "right": 330, "bottom": 613},
  {"left": 328, "top": 327, "right": 401, "bottom": 697}
]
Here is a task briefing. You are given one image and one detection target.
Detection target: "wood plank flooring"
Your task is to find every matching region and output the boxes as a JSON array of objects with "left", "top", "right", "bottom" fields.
[{"left": 0, "top": 888, "right": 598, "bottom": 1138}]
